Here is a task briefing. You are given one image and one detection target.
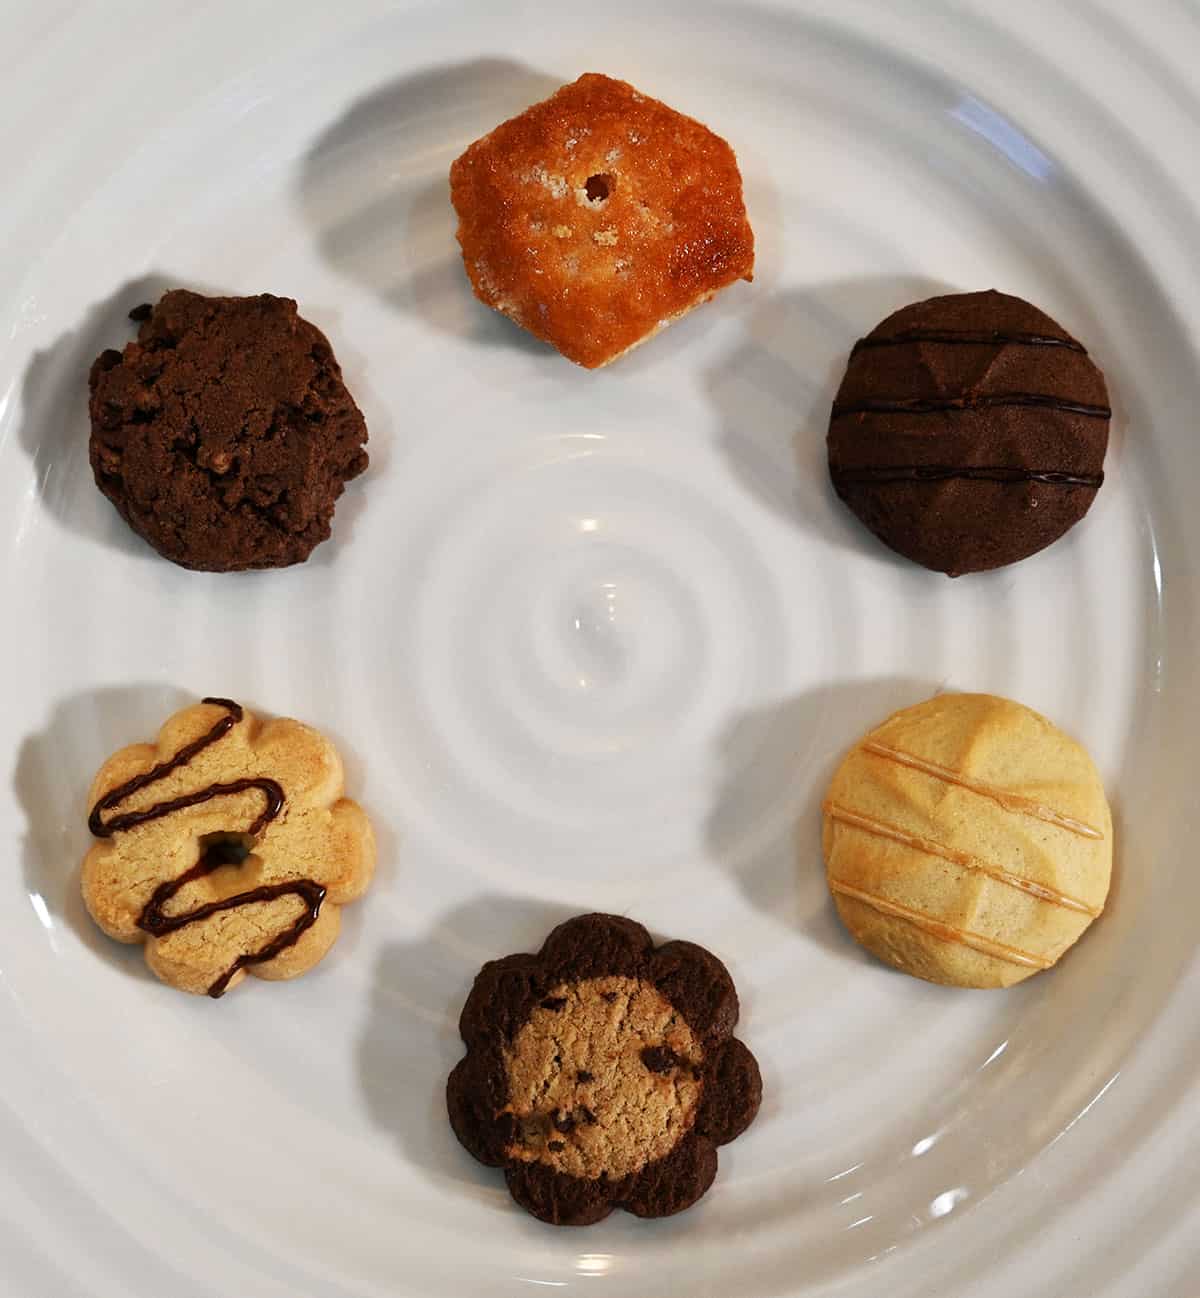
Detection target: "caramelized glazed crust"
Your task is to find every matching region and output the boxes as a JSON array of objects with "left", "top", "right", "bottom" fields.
[{"left": 450, "top": 73, "right": 754, "bottom": 368}]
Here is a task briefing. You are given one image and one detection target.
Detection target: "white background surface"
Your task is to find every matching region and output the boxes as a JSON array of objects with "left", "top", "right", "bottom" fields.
[{"left": 1, "top": 2, "right": 1198, "bottom": 1295}]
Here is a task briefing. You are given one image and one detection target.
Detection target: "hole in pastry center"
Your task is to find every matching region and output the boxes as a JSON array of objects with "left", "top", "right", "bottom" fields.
[
  {"left": 585, "top": 173, "right": 613, "bottom": 203},
  {"left": 198, "top": 831, "right": 255, "bottom": 868}
]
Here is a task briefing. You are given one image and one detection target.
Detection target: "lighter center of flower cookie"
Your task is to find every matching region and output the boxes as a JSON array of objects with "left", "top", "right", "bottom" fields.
[{"left": 502, "top": 974, "right": 704, "bottom": 1181}]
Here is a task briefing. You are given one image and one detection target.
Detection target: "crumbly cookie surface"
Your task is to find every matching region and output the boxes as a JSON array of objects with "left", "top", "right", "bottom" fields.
[
  {"left": 89, "top": 291, "right": 368, "bottom": 571},
  {"left": 823, "top": 693, "right": 1112, "bottom": 988},
  {"left": 450, "top": 73, "right": 754, "bottom": 368},
  {"left": 82, "top": 698, "right": 375, "bottom": 996},
  {"left": 447, "top": 913, "right": 761, "bottom": 1225},
  {"left": 502, "top": 974, "right": 704, "bottom": 1180}
]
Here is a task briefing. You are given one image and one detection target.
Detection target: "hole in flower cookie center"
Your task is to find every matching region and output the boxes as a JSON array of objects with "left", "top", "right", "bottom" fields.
[
  {"left": 585, "top": 173, "right": 614, "bottom": 203},
  {"left": 198, "top": 831, "right": 255, "bottom": 868}
]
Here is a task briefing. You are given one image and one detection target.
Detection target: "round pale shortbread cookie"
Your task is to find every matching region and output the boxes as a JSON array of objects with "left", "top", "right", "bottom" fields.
[
  {"left": 82, "top": 697, "right": 375, "bottom": 997},
  {"left": 822, "top": 693, "right": 1112, "bottom": 988}
]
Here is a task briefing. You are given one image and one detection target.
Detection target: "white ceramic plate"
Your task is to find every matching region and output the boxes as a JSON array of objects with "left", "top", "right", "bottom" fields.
[{"left": 3, "top": 2, "right": 1199, "bottom": 1294}]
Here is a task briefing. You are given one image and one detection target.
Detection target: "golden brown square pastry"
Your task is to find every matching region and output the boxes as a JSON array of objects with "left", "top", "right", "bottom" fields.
[{"left": 450, "top": 73, "right": 754, "bottom": 368}]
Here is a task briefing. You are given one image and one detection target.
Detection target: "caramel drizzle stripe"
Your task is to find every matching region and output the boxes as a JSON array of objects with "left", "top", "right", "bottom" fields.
[
  {"left": 860, "top": 741, "right": 1105, "bottom": 840},
  {"left": 824, "top": 802, "right": 1100, "bottom": 916},
  {"left": 87, "top": 696, "right": 324, "bottom": 998},
  {"left": 851, "top": 329, "right": 1087, "bottom": 355},
  {"left": 828, "top": 879, "right": 1052, "bottom": 970},
  {"left": 829, "top": 465, "right": 1103, "bottom": 489},
  {"left": 830, "top": 393, "right": 1111, "bottom": 419}
]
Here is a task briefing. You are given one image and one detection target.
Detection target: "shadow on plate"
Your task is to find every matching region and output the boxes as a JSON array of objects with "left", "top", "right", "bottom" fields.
[
  {"left": 14, "top": 682, "right": 191, "bottom": 981},
  {"left": 705, "top": 276, "right": 957, "bottom": 566},
  {"left": 704, "top": 675, "right": 942, "bottom": 967},
  {"left": 19, "top": 271, "right": 374, "bottom": 570},
  {"left": 18, "top": 272, "right": 202, "bottom": 560},
  {"left": 297, "top": 58, "right": 561, "bottom": 355},
  {"left": 295, "top": 57, "right": 769, "bottom": 374},
  {"left": 14, "top": 684, "right": 386, "bottom": 989},
  {"left": 357, "top": 893, "right": 584, "bottom": 1203}
]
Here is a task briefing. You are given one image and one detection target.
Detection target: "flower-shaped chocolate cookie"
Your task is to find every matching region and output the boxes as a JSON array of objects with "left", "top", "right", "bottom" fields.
[
  {"left": 82, "top": 697, "right": 375, "bottom": 997},
  {"left": 447, "top": 913, "right": 762, "bottom": 1225}
]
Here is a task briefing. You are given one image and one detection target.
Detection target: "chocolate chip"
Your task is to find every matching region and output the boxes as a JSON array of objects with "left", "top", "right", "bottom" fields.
[
  {"left": 576, "top": 1070, "right": 594, "bottom": 1083},
  {"left": 128, "top": 302, "right": 153, "bottom": 322},
  {"left": 517, "top": 1116, "right": 545, "bottom": 1144},
  {"left": 641, "top": 1045, "right": 683, "bottom": 1074},
  {"left": 552, "top": 1110, "right": 576, "bottom": 1134},
  {"left": 581, "top": 1107, "right": 597, "bottom": 1126},
  {"left": 601, "top": 991, "right": 617, "bottom": 1003},
  {"left": 547, "top": 1140, "right": 565, "bottom": 1152},
  {"left": 95, "top": 349, "right": 124, "bottom": 374},
  {"left": 539, "top": 996, "right": 567, "bottom": 1011}
]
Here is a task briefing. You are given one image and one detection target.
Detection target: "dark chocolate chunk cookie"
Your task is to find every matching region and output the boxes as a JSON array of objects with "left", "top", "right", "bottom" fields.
[
  {"left": 88, "top": 290, "right": 368, "bottom": 571},
  {"left": 447, "top": 913, "right": 761, "bottom": 1226},
  {"left": 827, "top": 289, "right": 1110, "bottom": 576}
]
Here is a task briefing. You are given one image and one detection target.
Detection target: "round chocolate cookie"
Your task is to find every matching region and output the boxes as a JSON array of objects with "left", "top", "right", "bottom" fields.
[
  {"left": 89, "top": 290, "right": 368, "bottom": 571},
  {"left": 447, "top": 913, "right": 762, "bottom": 1225},
  {"left": 827, "top": 289, "right": 1110, "bottom": 576}
]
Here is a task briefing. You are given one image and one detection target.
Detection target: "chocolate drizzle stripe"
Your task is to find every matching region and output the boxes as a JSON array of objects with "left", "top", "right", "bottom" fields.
[
  {"left": 851, "top": 328, "right": 1086, "bottom": 354},
  {"left": 88, "top": 697, "right": 245, "bottom": 838},
  {"left": 824, "top": 802, "right": 1101, "bottom": 916},
  {"left": 860, "top": 741, "right": 1105, "bottom": 840},
  {"left": 141, "top": 869, "right": 326, "bottom": 999},
  {"left": 831, "top": 393, "right": 1111, "bottom": 419},
  {"left": 830, "top": 465, "right": 1104, "bottom": 488},
  {"left": 87, "top": 696, "right": 326, "bottom": 998},
  {"left": 91, "top": 777, "right": 284, "bottom": 838},
  {"left": 828, "top": 879, "right": 1052, "bottom": 969}
]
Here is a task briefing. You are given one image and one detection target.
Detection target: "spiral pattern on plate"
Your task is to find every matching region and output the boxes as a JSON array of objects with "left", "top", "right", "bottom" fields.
[{"left": 1, "top": 5, "right": 1198, "bottom": 1298}]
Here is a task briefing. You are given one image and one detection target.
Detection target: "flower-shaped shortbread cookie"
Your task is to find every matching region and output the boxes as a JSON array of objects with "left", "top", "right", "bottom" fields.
[
  {"left": 83, "top": 697, "right": 374, "bottom": 997},
  {"left": 447, "top": 913, "right": 762, "bottom": 1225}
]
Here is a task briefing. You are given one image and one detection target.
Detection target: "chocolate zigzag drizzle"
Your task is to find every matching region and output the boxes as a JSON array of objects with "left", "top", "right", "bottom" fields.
[
  {"left": 830, "top": 465, "right": 1103, "bottom": 488},
  {"left": 831, "top": 392, "right": 1111, "bottom": 419},
  {"left": 850, "top": 328, "right": 1087, "bottom": 354},
  {"left": 87, "top": 697, "right": 325, "bottom": 998}
]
